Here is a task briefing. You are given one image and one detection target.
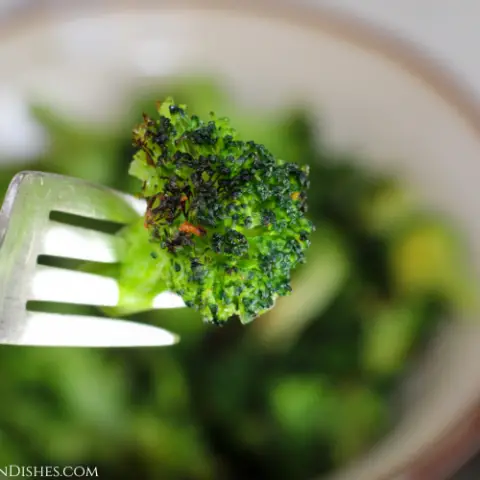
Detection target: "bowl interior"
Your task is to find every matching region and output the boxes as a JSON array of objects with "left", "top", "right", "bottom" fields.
[{"left": 1, "top": 5, "right": 479, "bottom": 479}]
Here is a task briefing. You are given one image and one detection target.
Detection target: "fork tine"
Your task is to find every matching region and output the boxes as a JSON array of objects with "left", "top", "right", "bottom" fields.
[
  {"left": 16, "top": 312, "right": 179, "bottom": 347},
  {"left": 45, "top": 174, "right": 146, "bottom": 223},
  {"left": 152, "top": 291, "right": 186, "bottom": 309},
  {"left": 41, "top": 220, "right": 123, "bottom": 263},
  {"left": 30, "top": 265, "right": 187, "bottom": 310},
  {"left": 30, "top": 266, "right": 119, "bottom": 306},
  {"left": 8, "top": 171, "right": 145, "bottom": 224}
]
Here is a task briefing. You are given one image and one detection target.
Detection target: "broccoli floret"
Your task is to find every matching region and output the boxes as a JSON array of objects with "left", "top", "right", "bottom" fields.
[{"left": 128, "top": 97, "right": 314, "bottom": 325}]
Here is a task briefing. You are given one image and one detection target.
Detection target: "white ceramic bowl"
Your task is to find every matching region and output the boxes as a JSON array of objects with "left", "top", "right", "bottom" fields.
[{"left": 1, "top": 3, "right": 479, "bottom": 479}]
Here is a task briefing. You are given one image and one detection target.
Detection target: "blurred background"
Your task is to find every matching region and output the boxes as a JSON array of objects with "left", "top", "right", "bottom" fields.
[{"left": 0, "top": 1, "right": 480, "bottom": 479}]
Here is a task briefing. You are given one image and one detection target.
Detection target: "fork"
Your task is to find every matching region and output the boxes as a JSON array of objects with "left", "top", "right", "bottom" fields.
[{"left": 0, "top": 171, "right": 184, "bottom": 348}]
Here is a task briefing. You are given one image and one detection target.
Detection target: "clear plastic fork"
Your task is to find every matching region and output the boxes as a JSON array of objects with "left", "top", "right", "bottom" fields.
[{"left": 0, "top": 171, "right": 184, "bottom": 348}]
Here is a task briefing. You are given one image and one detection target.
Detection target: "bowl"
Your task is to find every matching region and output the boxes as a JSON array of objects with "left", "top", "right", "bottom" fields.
[{"left": 1, "top": 2, "right": 479, "bottom": 478}]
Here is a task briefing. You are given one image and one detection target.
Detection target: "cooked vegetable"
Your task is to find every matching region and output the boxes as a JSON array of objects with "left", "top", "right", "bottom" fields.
[{"left": 120, "top": 98, "right": 314, "bottom": 325}]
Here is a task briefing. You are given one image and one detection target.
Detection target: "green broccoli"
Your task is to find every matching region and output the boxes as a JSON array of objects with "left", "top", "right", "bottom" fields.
[{"left": 123, "top": 97, "right": 314, "bottom": 325}]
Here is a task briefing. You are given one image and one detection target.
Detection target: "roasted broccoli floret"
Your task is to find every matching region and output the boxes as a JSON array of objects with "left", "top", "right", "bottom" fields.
[{"left": 128, "top": 97, "right": 314, "bottom": 325}]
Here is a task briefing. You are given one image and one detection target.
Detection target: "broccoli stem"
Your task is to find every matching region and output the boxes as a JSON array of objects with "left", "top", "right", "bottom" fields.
[{"left": 99, "top": 218, "right": 171, "bottom": 317}]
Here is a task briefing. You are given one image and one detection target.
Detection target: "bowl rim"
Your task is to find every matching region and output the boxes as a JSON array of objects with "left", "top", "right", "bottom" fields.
[{"left": 2, "top": 1, "right": 480, "bottom": 478}]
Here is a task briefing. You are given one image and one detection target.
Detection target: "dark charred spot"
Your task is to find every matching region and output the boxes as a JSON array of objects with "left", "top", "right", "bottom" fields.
[
  {"left": 244, "top": 216, "right": 253, "bottom": 228},
  {"left": 299, "top": 231, "right": 309, "bottom": 242},
  {"left": 188, "top": 123, "right": 217, "bottom": 146},
  {"left": 225, "top": 265, "right": 238, "bottom": 275},
  {"left": 169, "top": 104, "right": 185, "bottom": 115},
  {"left": 262, "top": 210, "right": 276, "bottom": 227}
]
